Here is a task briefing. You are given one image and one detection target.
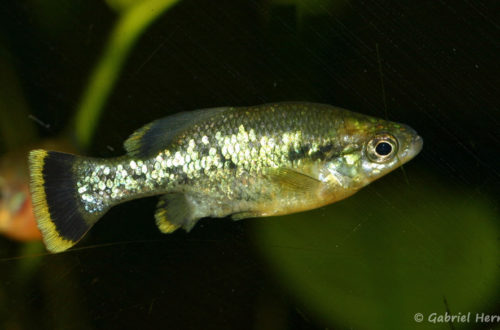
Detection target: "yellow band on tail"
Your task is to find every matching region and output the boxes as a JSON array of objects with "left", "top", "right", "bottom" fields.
[{"left": 29, "top": 150, "right": 75, "bottom": 252}]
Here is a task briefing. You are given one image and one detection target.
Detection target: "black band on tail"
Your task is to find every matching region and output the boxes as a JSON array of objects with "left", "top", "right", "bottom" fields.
[{"left": 29, "top": 150, "right": 96, "bottom": 252}]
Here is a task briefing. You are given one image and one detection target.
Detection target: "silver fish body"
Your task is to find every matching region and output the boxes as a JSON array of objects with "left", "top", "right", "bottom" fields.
[{"left": 29, "top": 102, "right": 422, "bottom": 252}]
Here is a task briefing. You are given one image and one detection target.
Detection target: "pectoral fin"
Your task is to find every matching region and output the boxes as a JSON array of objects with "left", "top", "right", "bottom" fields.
[
  {"left": 267, "top": 168, "right": 322, "bottom": 193},
  {"left": 227, "top": 169, "right": 324, "bottom": 220}
]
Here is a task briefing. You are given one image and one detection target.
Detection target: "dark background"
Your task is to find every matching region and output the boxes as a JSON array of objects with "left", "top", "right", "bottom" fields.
[{"left": 0, "top": 1, "right": 498, "bottom": 329}]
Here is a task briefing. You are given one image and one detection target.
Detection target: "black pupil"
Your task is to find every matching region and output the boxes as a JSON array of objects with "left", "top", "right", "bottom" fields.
[{"left": 375, "top": 142, "right": 392, "bottom": 156}]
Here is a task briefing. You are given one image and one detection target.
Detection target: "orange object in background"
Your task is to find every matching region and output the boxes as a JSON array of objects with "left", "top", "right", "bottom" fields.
[
  {"left": 0, "top": 183, "right": 40, "bottom": 241},
  {"left": 0, "top": 140, "right": 73, "bottom": 241},
  {"left": 0, "top": 148, "right": 42, "bottom": 241}
]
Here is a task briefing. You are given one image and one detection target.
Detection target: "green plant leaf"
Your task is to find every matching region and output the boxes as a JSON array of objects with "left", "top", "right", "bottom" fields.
[
  {"left": 74, "top": 0, "right": 181, "bottom": 149},
  {"left": 253, "top": 171, "right": 500, "bottom": 329}
]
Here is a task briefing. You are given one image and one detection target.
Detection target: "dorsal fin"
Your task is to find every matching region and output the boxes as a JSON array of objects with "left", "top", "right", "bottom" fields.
[{"left": 124, "top": 107, "right": 231, "bottom": 158}]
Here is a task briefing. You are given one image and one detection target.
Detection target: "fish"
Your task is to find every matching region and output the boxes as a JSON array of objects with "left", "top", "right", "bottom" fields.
[{"left": 29, "top": 102, "right": 423, "bottom": 252}]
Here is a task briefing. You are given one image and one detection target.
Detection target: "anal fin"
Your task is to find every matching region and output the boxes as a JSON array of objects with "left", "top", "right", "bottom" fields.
[
  {"left": 155, "top": 197, "right": 181, "bottom": 233},
  {"left": 155, "top": 193, "right": 199, "bottom": 233}
]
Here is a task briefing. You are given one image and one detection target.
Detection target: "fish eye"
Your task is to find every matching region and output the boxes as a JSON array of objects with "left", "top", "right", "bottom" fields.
[
  {"left": 375, "top": 142, "right": 392, "bottom": 155},
  {"left": 366, "top": 133, "right": 398, "bottom": 163}
]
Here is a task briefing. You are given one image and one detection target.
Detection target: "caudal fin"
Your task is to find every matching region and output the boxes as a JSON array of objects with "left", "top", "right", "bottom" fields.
[{"left": 29, "top": 150, "right": 99, "bottom": 252}]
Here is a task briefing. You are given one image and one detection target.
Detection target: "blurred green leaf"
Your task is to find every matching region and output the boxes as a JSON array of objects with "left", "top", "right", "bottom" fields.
[
  {"left": 74, "top": 0, "right": 181, "bottom": 149},
  {"left": 253, "top": 171, "right": 500, "bottom": 329}
]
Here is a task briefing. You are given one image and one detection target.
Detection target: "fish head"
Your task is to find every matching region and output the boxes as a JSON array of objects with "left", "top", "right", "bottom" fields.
[{"left": 320, "top": 116, "right": 423, "bottom": 196}]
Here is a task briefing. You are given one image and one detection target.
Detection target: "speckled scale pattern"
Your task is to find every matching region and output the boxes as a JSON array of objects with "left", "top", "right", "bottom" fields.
[{"left": 73, "top": 103, "right": 352, "bottom": 217}]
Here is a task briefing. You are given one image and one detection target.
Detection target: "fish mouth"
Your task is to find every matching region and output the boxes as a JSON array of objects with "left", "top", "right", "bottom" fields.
[
  {"left": 413, "top": 135, "right": 423, "bottom": 154},
  {"left": 400, "top": 134, "right": 423, "bottom": 164}
]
